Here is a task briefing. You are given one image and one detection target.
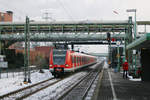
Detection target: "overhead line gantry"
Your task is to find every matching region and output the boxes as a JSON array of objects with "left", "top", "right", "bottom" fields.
[{"left": 0, "top": 20, "right": 131, "bottom": 42}]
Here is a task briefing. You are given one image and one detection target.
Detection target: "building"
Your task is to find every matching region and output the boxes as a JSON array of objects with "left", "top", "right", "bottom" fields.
[
  {"left": 9, "top": 43, "right": 54, "bottom": 65},
  {"left": 0, "top": 11, "right": 13, "bottom": 22},
  {"left": 35, "top": 46, "right": 54, "bottom": 59}
]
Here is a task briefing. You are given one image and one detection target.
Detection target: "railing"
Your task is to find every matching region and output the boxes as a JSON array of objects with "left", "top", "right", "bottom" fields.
[{"left": 0, "top": 68, "right": 38, "bottom": 79}]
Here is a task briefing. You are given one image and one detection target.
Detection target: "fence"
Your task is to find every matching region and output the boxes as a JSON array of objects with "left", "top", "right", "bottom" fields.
[{"left": 0, "top": 68, "right": 38, "bottom": 79}]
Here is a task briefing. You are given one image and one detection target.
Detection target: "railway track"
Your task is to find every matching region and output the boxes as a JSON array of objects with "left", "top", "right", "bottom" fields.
[
  {"left": 0, "top": 77, "right": 62, "bottom": 100},
  {"left": 57, "top": 61, "right": 104, "bottom": 100},
  {"left": 0, "top": 62, "right": 104, "bottom": 100}
]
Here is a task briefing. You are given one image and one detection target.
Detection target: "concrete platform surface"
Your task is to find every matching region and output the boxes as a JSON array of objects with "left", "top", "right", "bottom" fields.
[{"left": 97, "top": 69, "right": 150, "bottom": 100}]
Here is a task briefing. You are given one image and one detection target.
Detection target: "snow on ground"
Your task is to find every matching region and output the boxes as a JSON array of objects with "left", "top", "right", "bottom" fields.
[
  {"left": 128, "top": 75, "right": 141, "bottom": 81},
  {"left": 90, "top": 60, "right": 105, "bottom": 69},
  {"left": 24, "top": 71, "right": 87, "bottom": 100},
  {"left": 89, "top": 62, "right": 100, "bottom": 69},
  {"left": 0, "top": 69, "right": 53, "bottom": 96},
  {"left": 129, "top": 78, "right": 141, "bottom": 81},
  {"left": 103, "top": 61, "right": 108, "bottom": 69}
]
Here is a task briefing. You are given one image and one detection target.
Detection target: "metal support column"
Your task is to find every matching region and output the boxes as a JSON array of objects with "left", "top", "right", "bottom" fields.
[
  {"left": 117, "top": 41, "right": 120, "bottom": 72},
  {"left": 107, "top": 32, "right": 111, "bottom": 67},
  {"left": 27, "top": 17, "right": 31, "bottom": 83},
  {"left": 134, "top": 50, "right": 137, "bottom": 76},
  {"left": 134, "top": 10, "right": 137, "bottom": 40},
  {"left": 109, "top": 43, "right": 112, "bottom": 67},
  {"left": 134, "top": 10, "right": 137, "bottom": 76},
  {"left": 24, "top": 16, "right": 31, "bottom": 83},
  {"left": 24, "top": 16, "right": 28, "bottom": 83},
  {"left": 108, "top": 45, "right": 111, "bottom": 67},
  {"left": 124, "top": 28, "right": 128, "bottom": 61},
  {"left": 128, "top": 17, "right": 133, "bottom": 72},
  {"left": 0, "top": 27, "right": 1, "bottom": 55},
  {"left": 123, "top": 31, "right": 126, "bottom": 62},
  {"left": 0, "top": 27, "right": 1, "bottom": 79}
]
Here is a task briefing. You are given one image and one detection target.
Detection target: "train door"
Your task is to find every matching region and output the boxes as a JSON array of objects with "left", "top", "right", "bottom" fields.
[
  {"left": 76, "top": 56, "right": 79, "bottom": 67},
  {"left": 78, "top": 56, "right": 80, "bottom": 66},
  {"left": 79, "top": 56, "right": 81, "bottom": 66},
  {"left": 72, "top": 55, "right": 75, "bottom": 72},
  {"left": 81, "top": 56, "right": 82, "bottom": 66},
  {"left": 74, "top": 56, "right": 76, "bottom": 67}
]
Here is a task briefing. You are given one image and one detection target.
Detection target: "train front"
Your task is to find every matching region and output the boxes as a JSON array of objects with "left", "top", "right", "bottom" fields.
[{"left": 49, "top": 49, "right": 67, "bottom": 77}]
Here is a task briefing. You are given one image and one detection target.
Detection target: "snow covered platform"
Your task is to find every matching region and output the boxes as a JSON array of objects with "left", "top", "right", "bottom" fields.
[{"left": 95, "top": 68, "right": 150, "bottom": 100}]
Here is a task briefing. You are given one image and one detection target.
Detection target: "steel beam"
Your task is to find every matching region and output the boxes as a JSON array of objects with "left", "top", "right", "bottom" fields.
[
  {"left": 0, "top": 33, "right": 126, "bottom": 42},
  {"left": 126, "top": 33, "right": 150, "bottom": 50},
  {"left": 0, "top": 20, "right": 130, "bottom": 34},
  {"left": 137, "top": 21, "right": 150, "bottom": 25}
]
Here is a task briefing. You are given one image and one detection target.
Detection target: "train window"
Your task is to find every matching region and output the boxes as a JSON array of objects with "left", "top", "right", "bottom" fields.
[
  {"left": 53, "top": 49, "right": 66, "bottom": 55},
  {"left": 74, "top": 56, "right": 76, "bottom": 63},
  {"left": 83, "top": 56, "right": 85, "bottom": 63},
  {"left": 79, "top": 57, "right": 80, "bottom": 62},
  {"left": 72, "top": 55, "right": 74, "bottom": 63},
  {"left": 79, "top": 56, "right": 81, "bottom": 62},
  {"left": 53, "top": 50, "right": 67, "bottom": 65}
]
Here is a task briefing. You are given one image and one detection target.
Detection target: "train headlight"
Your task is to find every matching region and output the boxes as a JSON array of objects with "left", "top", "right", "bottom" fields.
[
  {"left": 65, "top": 64, "right": 69, "bottom": 67},
  {"left": 50, "top": 65, "right": 53, "bottom": 67}
]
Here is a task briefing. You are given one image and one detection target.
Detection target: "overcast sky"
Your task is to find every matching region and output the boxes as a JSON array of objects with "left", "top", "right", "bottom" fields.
[
  {"left": 0, "top": 0, "right": 150, "bottom": 53},
  {"left": 0, "top": 0, "right": 150, "bottom": 21}
]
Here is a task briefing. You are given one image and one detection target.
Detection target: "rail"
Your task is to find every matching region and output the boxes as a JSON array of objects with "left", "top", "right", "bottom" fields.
[{"left": 57, "top": 61, "right": 104, "bottom": 100}]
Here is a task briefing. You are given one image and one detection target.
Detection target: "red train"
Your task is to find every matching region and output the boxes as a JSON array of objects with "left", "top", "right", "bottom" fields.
[{"left": 49, "top": 49, "right": 97, "bottom": 77}]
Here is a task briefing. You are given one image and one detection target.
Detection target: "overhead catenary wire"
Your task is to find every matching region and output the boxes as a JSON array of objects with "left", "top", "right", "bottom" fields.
[{"left": 57, "top": 0, "right": 74, "bottom": 22}]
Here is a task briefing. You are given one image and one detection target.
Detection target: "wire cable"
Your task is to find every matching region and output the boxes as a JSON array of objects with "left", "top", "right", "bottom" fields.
[{"left": 57, "top": 0, "right": 74, "bottom": 22}]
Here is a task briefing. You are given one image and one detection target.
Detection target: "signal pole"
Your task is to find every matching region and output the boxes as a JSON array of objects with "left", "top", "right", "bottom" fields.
[{"left": 107, "top": 32, "right": 111, "bottom": 67}]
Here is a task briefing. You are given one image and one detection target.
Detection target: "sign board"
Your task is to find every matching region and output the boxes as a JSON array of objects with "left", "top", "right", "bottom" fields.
[
  {"left": 0, "top": 62, "right": 8, "bottom": 68},
  {"left": 29, "top": 65, "right": 36, "bottom": 68},
  {"left": 133, "top": 50, "right": 136, "bottom": 54},
  {"left": 116, "top": 41, "right": 121, "bottom": 46}
]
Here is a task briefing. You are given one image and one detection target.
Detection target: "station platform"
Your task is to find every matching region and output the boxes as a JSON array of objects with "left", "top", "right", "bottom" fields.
[{"left": 96, "top": 68, "right": 150, "bottom": 100}]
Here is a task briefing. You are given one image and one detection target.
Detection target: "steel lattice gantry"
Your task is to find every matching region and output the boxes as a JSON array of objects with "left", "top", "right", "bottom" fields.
[
  {"left": 0, "top": 33, "right": 126, "bottom": 42},
  {"left": 0, "top": 17, "right": 136, "bottom": 83},
  {"left": 0, "top": 20, "right": 132, "bottom": 42}
]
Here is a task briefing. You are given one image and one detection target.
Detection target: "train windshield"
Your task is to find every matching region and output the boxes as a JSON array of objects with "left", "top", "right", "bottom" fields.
[{"left": 53, "top": 50, "right": 67, "bottom": 65}]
